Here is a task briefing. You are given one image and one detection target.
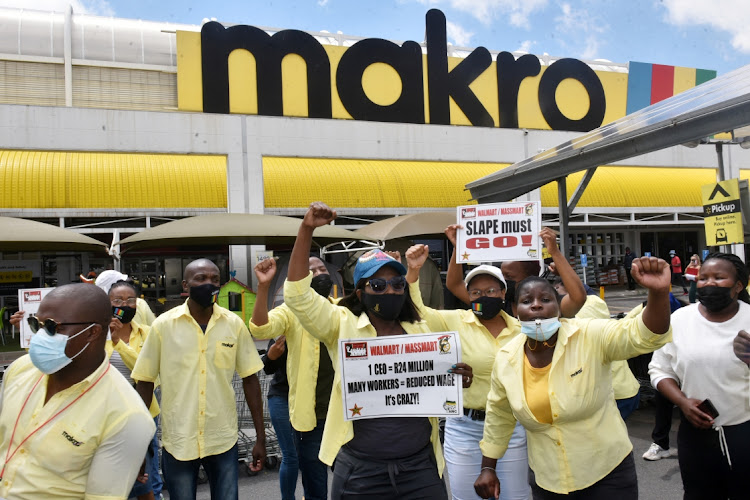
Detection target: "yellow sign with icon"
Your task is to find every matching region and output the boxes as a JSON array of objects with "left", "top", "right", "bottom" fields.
[
  {"left": 701, "top": 178, "right": 743, "bottom": 246},
  {"left": 0, "top": 271, "right": 33, "bottom": 283}
]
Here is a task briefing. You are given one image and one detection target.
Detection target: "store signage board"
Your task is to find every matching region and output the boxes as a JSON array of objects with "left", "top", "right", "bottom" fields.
[
  {"left": 339, "top": 332, "right": 463, "bottom": 420},
  {"left": 455, "top": 201, "right": 542, "bottom": 264},
  {"left": 18, "top": 287, "right": 55, "bottom": 348},
  {"left": 701, "top": 179, "right": 743, "bottom": 246}
]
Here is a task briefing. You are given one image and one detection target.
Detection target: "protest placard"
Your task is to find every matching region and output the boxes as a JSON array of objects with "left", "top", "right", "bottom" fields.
[
  {"left": 455, "top": 201, "right": 542, "bottom": 264},
  {"left": 18, "top": 287, "right": 55, "bottom": 348},
  {"left": 339, "top": 332, "right": 463, "bottom": 420}
]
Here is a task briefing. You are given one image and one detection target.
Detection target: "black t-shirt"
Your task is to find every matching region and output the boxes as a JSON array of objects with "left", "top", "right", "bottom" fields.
[
  {"left": 263, "top": 338, "right": 289, "bottom": 399},
  {"left": 347, "top": 417, "right": 432, "bottom": 460}
]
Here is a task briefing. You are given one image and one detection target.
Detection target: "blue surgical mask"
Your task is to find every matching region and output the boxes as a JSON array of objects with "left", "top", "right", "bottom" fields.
[
  {"left": 520, "top": 318, "right": 561, "bottom": 342},
  {"left": 28, "top": 324, "right": 94, "bottom": 374}
]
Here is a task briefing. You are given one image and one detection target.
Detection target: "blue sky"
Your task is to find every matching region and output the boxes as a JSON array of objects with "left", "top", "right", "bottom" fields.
[{"left": 8, "top": 0, "right": 750, "bottom": 75}]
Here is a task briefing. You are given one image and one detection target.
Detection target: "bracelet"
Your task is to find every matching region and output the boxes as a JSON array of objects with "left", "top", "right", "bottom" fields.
[{"left": 481, "top": 466, "right": 496, "bottom": 473}]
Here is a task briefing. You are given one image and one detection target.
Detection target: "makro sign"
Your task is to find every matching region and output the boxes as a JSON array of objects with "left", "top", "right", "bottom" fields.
[{"left": 177, "top": 9, "right": 631, "bottom": 131}]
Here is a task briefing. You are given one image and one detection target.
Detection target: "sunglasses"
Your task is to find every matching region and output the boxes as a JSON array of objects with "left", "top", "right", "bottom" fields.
[
  {"left": 365, "top": 276, "right": 406, "bottom": 293},
  {"left": 27, "top": 315, "right": 96, "bottom": 336}
]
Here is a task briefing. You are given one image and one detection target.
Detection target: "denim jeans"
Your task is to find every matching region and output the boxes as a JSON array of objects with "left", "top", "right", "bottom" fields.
[
  {"left": 444, "top": 416, "right": 529, "bottom": 500},
  {"left": 268, "top": 395, "right": 299, "bottom": 500},
  {"left": 162, "top": 443, "right": 238, "bottom": 500},
  {"left": 296, "top": 419, "right": 327, "bottom": 500},
  {"left": 616, "top": 392, "right": 640, "bottom": 421}
]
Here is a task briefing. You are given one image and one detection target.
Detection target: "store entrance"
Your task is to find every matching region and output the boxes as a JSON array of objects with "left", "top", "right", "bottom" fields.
[{"left": 640, "top": 231, "right": 701, "bottom": 262}]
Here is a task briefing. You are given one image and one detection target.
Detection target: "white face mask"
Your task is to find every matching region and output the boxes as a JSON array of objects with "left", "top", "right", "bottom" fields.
[
  {"left": 28, "top": 324, "right": 94, "bottom": 374},
  {"left": 520, "top": 317, "right": 561, "bottom": 342}
]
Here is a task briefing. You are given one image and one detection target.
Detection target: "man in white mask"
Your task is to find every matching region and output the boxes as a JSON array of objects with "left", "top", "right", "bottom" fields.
[{"left": 0, "top": 283, "right": 155, "bottom": 499}]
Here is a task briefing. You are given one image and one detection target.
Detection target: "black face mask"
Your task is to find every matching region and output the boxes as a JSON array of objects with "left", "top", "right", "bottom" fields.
[
  {"left": 470, "top": 296, "right": 505, "bottom": 320},
  {"left": 311, "top": 274, "right": 333, "bottom": 297},
  {"left": 112, "top": 305, "right": 137, "bottom": 324},
  {"left": 361, "top": 293, "right": 407, "bottom": 321},
  {"left": 189, "top": 283, "right": 220, "bottom": 309},
  {"left": 696, "top": 286, "right": 735, "bottom": 312}
]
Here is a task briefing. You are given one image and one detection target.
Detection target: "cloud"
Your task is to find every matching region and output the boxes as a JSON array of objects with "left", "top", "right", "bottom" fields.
[
  {"left": 554, "top": 2, "right": 607, "bottom": 60},
  {"left": 516, "top": 40, "right": 535, "bottom": 53},
  {"left": 317, "top": 0, "right": 329, "bottom": 6},
  {"left": 661, "top": 0, "right": 750, "bottom": 53},
  {"left": 0, "top": 0, "right": 114, "bottom": 16},
  {"left": 415, "top": 0, "right": 548, "bottom": 28},
  {"left": 445, "top": 20, "right": 473, "bottom": 46}
]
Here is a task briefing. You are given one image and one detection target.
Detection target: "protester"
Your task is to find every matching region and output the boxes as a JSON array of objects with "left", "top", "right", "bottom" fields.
[
  {"left": 553, "top": 278, "right": 641, "bottom": 421},
  {"left": 104, "top": 279, "right": 162, "bottom": 500},
  {"left": 683, "top": 254, "right": 701, "bottom": 303},
  {"left": 132, "top": 258, "right": 266, "bottom": 500},
  {"left": 649, "top": 252, "right": 750, "bottom": 499},
  {"left": 669, "top": 250, "right": 688, "bottom": 294},
  {"left": 624, "top": 247, "right": 637, "bottom": 291},
  {"left": 475, "top": 256, "right": 672, "bottom": 499},
  {"left": 96, "top": 270, "right": 158, "bottom": 326},
  {"left": 0, "top": 284, "right": 155, "bottom": 498},
  {"left": 284, "top": 202, "right": 473, "bottom": 500},
  {"left": 260, "top": 336, "right": 299, "bottom": 500},
  {"left": 250, "top": 256, "right": 335, "bottom": 500},
  {"left": 406, "top": 226, "right": 585, "bottom": 500}
]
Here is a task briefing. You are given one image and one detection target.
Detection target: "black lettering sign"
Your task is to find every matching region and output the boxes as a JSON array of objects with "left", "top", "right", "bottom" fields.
[
  {"left": 201, "top": 22, "right": 332, "bottom": 117},
  {"left": 538, "top": 58, "right": 606, "bottom": 132},
  {"left": 336, "top": 38, "right": 425, "bottom": 124},
  {"left": 426, "top": 9, "right": 493, "bottom": 127},
  {"left": 497, "top": 52, "right": 541, "bottom": 128},
  {"left": 196, "top": 10, "right": 607, "bottom": 132}
]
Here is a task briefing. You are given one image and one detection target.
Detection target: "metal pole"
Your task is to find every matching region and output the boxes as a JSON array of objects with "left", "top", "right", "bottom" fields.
[{"left": 557, "top": 177, "right": 569, "bottom": 257}]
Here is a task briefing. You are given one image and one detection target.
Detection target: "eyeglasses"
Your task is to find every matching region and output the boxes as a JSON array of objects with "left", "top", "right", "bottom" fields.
[
  {"left": 27, "top": 315, "right": 96, "bottom": 336},
  {"left": 365, "top": 276, "right": 407, "bottom": 293},
  {"left": 468, "top": 287, "right": 502, "bottom": 300},
  {"left": 111, "top": 298, "right": 138, "bottom": 307}
]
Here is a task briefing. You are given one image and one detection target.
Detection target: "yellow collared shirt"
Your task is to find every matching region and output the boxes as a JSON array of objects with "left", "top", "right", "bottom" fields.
[
  {"left": 283, "top": 272, "right": 445, "bottom": 475},
  {"left": 105, "top": 320, "right": 160, "bottom": 418},
  {"left": 249, "top": 299, "right": 338, "bottom": 432},
  {"left": 134, "top": 298, "right": 157, "bottom": 326},
  {"left": 409, "top": 280, "right": 520, "bottom": 410},
  {"left": 576, "top": 296, "right": 640, "bottom": 399},
  {"left": 131, "top": 300, "right": 263, "bottom": 461},
  {"left": 481, "top": 316, "right": 671, "bottom": 494},
  {"left": 0, "top": 355, "right": 155, "bottom": 500}
]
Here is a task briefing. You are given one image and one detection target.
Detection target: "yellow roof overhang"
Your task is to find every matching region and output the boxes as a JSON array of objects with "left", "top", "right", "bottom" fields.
[
  {"left": 0, "top": 150, "right": 227, "bottom": 209},
  {"left": 263, "top": 156, "right": 729, "bottom": 209}
]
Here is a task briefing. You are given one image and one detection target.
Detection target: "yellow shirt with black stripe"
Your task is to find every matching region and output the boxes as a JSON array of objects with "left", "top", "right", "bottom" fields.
[{"left": 283, "top": 272, "right": 445, "bottom": 475}]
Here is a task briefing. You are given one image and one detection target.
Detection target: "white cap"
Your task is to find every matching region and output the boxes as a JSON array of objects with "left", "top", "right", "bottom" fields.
[
  {"left": 464, "top": 265, "right": 507, "bottom": 289},
  {"left": 95, "top": 270, "right": 129, "bottom": 293},
  {"left": 669, "top": 249, "right": 676, "bottom": 255}
]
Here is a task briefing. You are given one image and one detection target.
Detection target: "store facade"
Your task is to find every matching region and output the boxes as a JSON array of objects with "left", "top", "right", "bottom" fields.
[{"left": 1, "top": 6, "right": 748, "bottom": 308}]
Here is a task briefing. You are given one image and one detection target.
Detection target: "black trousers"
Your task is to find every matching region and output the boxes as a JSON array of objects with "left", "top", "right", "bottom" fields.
[
  {"left": 651, "top": 390, "right": 674, "bottom": 449},
  {"left": 678, "top": 416, "right": 750, "bottom": 500},
  {"left": 625, "top": 269, "right": 635, "bottom": 290},
  {"left": 330, "top": 445, "right": 448, "bottom": 500},
  {"left": 529, "top": 453, "right": 638, "bottom": 499}
]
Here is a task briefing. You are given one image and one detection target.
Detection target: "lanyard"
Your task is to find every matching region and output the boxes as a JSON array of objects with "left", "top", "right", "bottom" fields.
[{"left": 0, "top": 364, "right": 110, "bottom": 480}]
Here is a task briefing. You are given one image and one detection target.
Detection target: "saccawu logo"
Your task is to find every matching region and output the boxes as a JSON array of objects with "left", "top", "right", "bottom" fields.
[
  {"left": 177, "top": 9, "right": 615, "bottom": 132},
  {"left": 345, "top": 342, "right": 368, "bottom": 359}
]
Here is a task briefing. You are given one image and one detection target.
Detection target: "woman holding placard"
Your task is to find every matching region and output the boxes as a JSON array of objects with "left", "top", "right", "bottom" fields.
[
  {"left": 405, "top": 226, "right": 585, "bottom": 500},
  {"left": 282, "top": 202, "right": 473, "bottom": 500},
  {"left": 474, "top": 256, "right": 672, "bottom": 499}
]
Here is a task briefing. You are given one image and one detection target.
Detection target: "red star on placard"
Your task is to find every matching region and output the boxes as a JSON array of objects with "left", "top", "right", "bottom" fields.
[
  {"left": 461, "top": 252, "right": 470, "bottom": 261},
  {"left": 349, "top": 404, "right": 363, "bottom": 417}
]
